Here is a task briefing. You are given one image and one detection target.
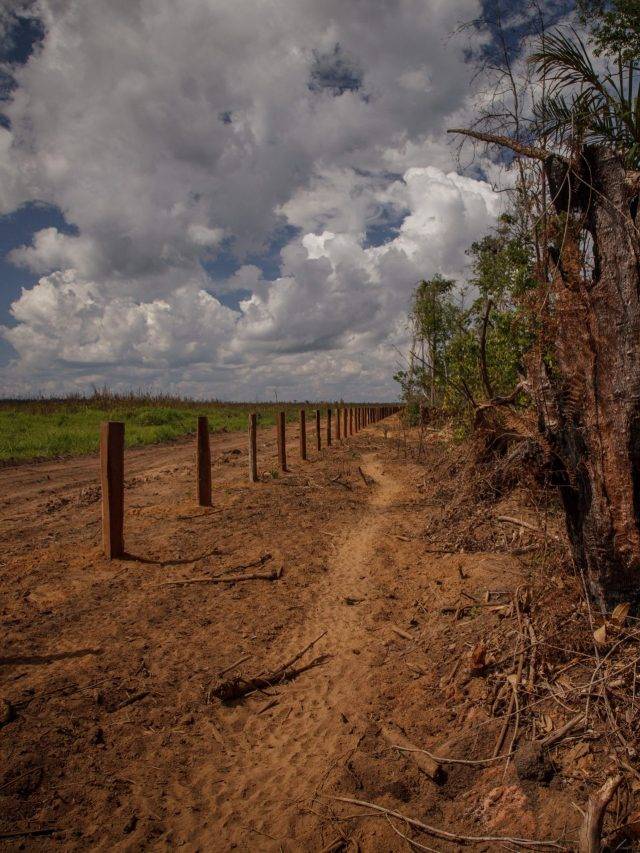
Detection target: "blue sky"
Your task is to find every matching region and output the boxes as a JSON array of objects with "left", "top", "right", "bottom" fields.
[{"left": 0, "top": 0, "right": 572, "bottom": 400}]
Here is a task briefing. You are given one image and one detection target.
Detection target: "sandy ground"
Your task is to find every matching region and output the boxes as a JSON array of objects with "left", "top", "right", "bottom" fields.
[{"left": 1, "top": 417, "right": 582, "bottom": 850}]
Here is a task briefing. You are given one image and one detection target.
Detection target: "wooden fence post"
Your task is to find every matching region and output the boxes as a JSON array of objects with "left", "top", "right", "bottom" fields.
[
  {"left": 336, "top": 406, "right": 341, "bottom": 441},
  {"left": 277, "top": 410, "right": 287, "bottom": 472},
  {"left": 196, "top": 415, "right": 212, "bottom": 506},
  {"left": 343, "top": 407, "right": 348, "bottom": 439},
  {"left": 327, "top": 407, "right": 332, "bottom": 446},
  {"left": 349, "top": 407, "right": 354, "bottom": 436},
  {"left": 315, "top": 409, "right": 321, "bottom": 451},
  {"left": 249, "top": 413, "right": 258, "bottom": 483},
  {"left": 299, "top": 409, "right": 307, "bottom": 460},
  {"left": 100, "top": 421, "right": 125, "bottom": 559}
]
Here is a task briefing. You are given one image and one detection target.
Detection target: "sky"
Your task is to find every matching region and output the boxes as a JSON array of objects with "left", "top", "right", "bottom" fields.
[{"left": 0, "top": 0, "right": 569, "bottom": 401}]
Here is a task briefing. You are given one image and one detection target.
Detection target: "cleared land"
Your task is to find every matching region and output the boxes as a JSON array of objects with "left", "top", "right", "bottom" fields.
[{"left": 1, "top": 414, "right": 610, "bottom": 851}]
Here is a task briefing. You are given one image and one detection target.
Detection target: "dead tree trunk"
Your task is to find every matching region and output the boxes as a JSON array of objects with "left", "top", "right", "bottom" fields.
[
  {"left": 450, "top": 129, "right": 640, "bottom": 607},
  {"left": 543, "top": 147, "right": 640, "bottom": 607}
]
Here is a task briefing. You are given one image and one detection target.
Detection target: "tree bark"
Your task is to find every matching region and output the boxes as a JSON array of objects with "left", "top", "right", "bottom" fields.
[{"left": 542, "top": 147, "right": 640, "bottom": 607}]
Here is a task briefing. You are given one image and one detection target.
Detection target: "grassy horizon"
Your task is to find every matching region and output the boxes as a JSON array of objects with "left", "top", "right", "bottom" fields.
[{"left": 0, "top": 390, "right": 369, "bottom": 464}]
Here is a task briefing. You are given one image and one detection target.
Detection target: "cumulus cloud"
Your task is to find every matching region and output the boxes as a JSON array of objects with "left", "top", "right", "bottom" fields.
[{"left": 0, "top": 0, "right": 503, "bottom": 399}]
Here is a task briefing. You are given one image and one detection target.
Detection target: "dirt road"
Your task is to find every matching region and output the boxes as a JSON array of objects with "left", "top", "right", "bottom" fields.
[{"left": 1, "top": 418, "right": 580, "bottom": 850}]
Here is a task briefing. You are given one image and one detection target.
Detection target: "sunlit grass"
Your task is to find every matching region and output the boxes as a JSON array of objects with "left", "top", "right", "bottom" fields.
[{"left": 0, "top": 390, "right": 337, "bottom": 463}]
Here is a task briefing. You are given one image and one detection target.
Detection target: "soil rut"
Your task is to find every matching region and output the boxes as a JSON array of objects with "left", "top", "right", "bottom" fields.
[{"left": 193, "top": 453, "right": 402, "bottom": 850}]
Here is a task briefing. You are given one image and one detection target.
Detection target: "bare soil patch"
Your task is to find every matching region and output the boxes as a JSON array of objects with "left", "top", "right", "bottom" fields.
[{"left": 1, "top": 418, "right": 635, "bottom": 850}]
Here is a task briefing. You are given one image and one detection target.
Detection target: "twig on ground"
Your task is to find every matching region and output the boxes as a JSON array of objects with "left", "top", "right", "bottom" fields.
[
  {"left": 380, "top": 725, "right": 445, "bottom": 782},
  {"left": 210, "top": 631, "right": 328, "bottom": 702},
  {"left": 578, "top": 775, "right": 623, "bottom": 853},
  {"left": 390, "top": 625, "right": 414, "bottom": 641},
  {"left": 394, "top": 744, "right": 513, "bottom": 767},
  {"left": 332, "top": 796, "right": 567, "bottom": 848},
  {"left": 109, "top": 690, "right": 149, "bottom": 712},
  {"left": 496, "top": 515, "right": 560, "bottom": 541},
  {"left": 0, "top": 829, "right": 59, "bottom": 840},
  {"left": 160, "top": 566, "right": 282, "bottom": 586},
  {"left": 218, "top": 654, "right": 251, "bottom": 677},
  {"left": 357, "top": 466, "right": 371, "bottom": 487},
  {"left": 541, "top": 713, "right": 586, "bottom": 748}
]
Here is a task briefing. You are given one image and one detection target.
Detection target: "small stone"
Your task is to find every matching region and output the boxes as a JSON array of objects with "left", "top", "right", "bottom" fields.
[{"left": 514, "top": 742, "right": 553, "bottom": 783}]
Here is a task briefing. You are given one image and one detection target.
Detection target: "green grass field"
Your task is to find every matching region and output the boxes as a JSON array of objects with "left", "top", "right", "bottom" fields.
[{"left": 0, "top": 392, "right": 336, "bottom": 464}]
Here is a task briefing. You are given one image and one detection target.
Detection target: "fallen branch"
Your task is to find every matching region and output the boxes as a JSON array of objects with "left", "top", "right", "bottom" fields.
[
  {"left": 160, "top": 566, "right": 282, "bottom": 587},
  {"left": 496, "top": 515, "right": 560, "bottom": 541},
  {"left": 332, "top": 796, "right": 567, "bottom": 848},
  {"left": 541, "top": 713, "right": 586, "bottom": 748},
  {"left": 210, "top": 631, "right": 328, "bottom": 702},
  {"left": 0, "top": 829, "right": 59, "bottom": 841},
  {"left": 395, "top": 743, "right": 513, "bottom": 768},
  {"left": 381, "top": 725, "right": 445, "bottom": 782},
  {"left": 109, "top": 690, "right": 149, "bottom": 712},
  {"left": 218, "top": 654, "right": 251, "bottom": 677},
  {"left": 390, "top": 624, "right": 414, "bottom": 641},
  {"left": 493, "top": 646, "right": 525, "bottom": 758},
  {"left": 357, "top": 466, "right": 371, "bottom": 487},
  {"left": 578, "top": 774, "right": 623, "bottom": 853},
  {"left": 329, "top": 476, "right": 352, "bottom": 490},
  {"left": 211, "top": 655, "right": 328, "bottom": 703},
  {"left": 224, "top": 553, "right": 272, "bottom": 572}
]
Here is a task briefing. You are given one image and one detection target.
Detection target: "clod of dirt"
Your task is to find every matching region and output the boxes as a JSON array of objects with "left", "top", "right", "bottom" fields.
[
  {"left": 0, "top": 697, "right": 14, "bottom": 726},
  {"left": 514, "top": 741, "right": 553, "bottom": 783}
]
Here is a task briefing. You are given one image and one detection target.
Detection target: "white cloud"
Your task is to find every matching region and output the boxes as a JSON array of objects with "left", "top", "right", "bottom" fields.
[{"left": 0, "top": 0, "right": 502, "bottom": 399}]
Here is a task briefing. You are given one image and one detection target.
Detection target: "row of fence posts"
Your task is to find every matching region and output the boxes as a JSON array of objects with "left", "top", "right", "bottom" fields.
[{"left": 100, "top": 404, "right": 400, "bottom": 559}]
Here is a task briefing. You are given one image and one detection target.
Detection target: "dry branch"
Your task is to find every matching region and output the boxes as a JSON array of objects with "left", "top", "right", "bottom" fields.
[
  {"left": 541, "top": 713, "right": 586, "bottom": 748},
  {"left": 332, "top": 796, "right": 567, "bottom": 848},
  {"left": 380, "top": 725, "right": 445, "bottom": 782},
  {"left": 447, "top": 127, "right": 561, "bottom": 164},
  {"left": 578, "top": 775, "right": 623, "bottom": 853},
  {"left": 210, "top": 631, "right": 328, "bottom": 702},
  {"left": 496, "top": 515, "right": 559, "bottom": 540},
  {"left": 390, "top": 624, "right": 414, "bottom": 641},
  {"left": 160, "top": 566, "right": 282, "bottom": 587},
  {"left": 357, "top": 466, "right": 371, "bottom": 487}
]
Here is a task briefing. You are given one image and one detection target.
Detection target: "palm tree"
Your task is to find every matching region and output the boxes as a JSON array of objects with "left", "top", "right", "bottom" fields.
[{"left": 529, "top": 27, "right": 640, "bottom": 168}]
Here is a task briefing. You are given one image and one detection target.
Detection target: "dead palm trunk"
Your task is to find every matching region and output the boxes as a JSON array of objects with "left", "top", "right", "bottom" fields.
[
  {"left": 451, "top": 129, "right": 640, "bottom": 607},
  {"left": 545, "top": 147, "right": 640, "bottom": 606}
]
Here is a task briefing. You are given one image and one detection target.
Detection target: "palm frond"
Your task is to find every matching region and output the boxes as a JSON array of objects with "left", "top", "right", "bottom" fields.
[{"left": 530, "top": 26, "right": 640, "bottom": 165}]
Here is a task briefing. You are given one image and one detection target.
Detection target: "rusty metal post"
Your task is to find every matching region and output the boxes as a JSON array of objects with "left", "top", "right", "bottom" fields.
[
  {"left": 196, "top": 415, "right": 212, "bottom": 506},
  {"left": 100, "top": 421, "right": 125, "bottom": 559},
  {"left": 277, "top": 410, "right": 287, "bottom": 472},
  {"left": 315, "top": 409, "right": 321, "bottom": 451},
  {"left": 299, "top": 409, "right": 307, "bottom": 460},
  {"left": 249, "top": 413, "right": 258, "bottom": 483}
]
